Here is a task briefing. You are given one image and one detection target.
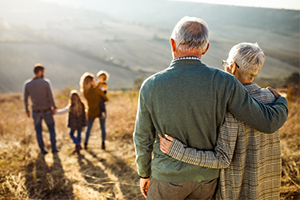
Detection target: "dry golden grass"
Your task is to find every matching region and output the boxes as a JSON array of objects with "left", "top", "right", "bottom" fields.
[
  {"left": 0, "top": 90, "right": 142, "bottom": 200},
  {"left": 0, "top": 87, "right": 299, "bottom": 199},
  {"left": 279, "top": 85, "right": 300, "bottom": 199}
]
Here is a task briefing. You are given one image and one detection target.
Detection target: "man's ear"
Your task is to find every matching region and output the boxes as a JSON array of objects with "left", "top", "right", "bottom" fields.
[
  {"left": 202, "top": 42, "right": 210, "bottom": 55},
  {"left": 170, "top": 38, "right": 176, "bottom": 52},
  {"left": 232, "top": 62, "right": 238, "bottom": 74}
]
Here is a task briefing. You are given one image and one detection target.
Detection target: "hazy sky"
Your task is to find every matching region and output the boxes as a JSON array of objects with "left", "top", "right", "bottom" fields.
[
  {"left": 42, "top": 0, "right": 300, "bottom": 10},
  {"left": 172, "top": 0, "right": 300, "bottom": 10}
]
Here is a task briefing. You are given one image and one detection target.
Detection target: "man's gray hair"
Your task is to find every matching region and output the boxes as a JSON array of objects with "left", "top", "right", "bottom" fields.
[
  {"left": 227, "top": 42, "right": 265, "bottom": 79},
  {"left": 171, "top": 16, "right": 209, "bottom": 52}
]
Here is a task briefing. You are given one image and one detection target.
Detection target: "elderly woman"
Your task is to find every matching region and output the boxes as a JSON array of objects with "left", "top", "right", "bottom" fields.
[
  {"left": 159, "top": 42, "right": 281, "bottom": 200},
  {"left": 80, "top": 72, "right": 108, "bottom": 150}
]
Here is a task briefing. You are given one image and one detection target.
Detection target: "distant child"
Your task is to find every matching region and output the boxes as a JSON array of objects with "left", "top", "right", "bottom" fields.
[
  {"left": 96, "top": 70, "right": 109, "bottom": 119},
  {"left": 56, "top": 90, "right": 87, "bottom": 154}
]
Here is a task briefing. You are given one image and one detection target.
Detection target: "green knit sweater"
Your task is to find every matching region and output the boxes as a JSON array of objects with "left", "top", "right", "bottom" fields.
[{"left": 133, "top": 59, "right": 288, "bottom": 183}]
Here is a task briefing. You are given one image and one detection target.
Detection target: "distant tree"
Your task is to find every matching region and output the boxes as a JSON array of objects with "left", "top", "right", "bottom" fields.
[
  {"left": 285, "top": 72, "right": 300, "bottom": 87},
  {"left": 285, "top": 72, "right": 300, "bottom": 101},
  {"left": 133, "top": 76, "right": 145, "bottom": 90}
]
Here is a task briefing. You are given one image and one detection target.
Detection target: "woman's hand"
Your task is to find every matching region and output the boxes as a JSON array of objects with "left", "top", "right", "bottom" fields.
[
  {"left": 158, "top": 134, "right": 174, "bottom": 154},
  {"left": 267, "top": 87, "right": 281, "bottom": 99}
]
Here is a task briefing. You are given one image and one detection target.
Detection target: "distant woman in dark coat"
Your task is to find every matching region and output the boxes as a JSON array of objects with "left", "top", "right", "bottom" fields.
[
  {"left": 80, "top": 72, "right": 108, "bottom": 150},
  {"left": 56, "top": 90, "right": 86, "bottom": 154}
]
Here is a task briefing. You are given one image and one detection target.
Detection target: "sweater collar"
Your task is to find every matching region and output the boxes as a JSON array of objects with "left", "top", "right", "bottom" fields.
[
  {"left": 173, "top": 56, "right": 201, "bottom": 62},
  {"left": 170, "top": 57, "right": 203, "bottom": 67}
]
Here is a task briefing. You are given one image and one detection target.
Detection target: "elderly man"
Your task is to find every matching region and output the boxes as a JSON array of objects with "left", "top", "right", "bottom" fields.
[
  {"left": 160, "top": 42, "right": 282, "bottom": 199},
  {"left": 133, "top": 16, "right": 288, "bottom": 200},
  {"left": 24, "top": 63, "right": 59, "bottom": 155}
]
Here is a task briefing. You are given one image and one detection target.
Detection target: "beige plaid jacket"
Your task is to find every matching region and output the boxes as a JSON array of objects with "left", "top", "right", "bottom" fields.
[{"left": 167, "top": 83, "right": 281, "bottom": 200}]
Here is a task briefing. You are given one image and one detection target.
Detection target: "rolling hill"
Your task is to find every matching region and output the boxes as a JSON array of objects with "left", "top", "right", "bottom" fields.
[{"left": 0, "top": 0, "right": 299, "bottom": 92}]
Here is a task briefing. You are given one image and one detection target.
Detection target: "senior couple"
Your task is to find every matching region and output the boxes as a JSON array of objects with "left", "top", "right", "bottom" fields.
[{"left": 133, "top": 16, "right": 288, "bottom": 200}]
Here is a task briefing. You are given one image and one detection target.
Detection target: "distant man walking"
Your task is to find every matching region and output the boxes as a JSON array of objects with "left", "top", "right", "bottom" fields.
[
  {"left": 133, "top": 16, "right": 288, "bottom": 200},
  {"left": 24, "top": 63, "right": 59, "bottom": 154}
]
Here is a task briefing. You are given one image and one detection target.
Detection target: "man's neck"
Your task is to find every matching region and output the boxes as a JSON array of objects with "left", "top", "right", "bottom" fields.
[
  {"left": 173, "top": 50, "right": 202, "bottom": 59},
  {"left": 33, "top": 75, "right": 42, "bottom": 79}
]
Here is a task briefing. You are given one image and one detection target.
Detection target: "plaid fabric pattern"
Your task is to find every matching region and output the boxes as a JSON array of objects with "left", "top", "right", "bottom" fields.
[
  {"left": 167, "top": 83, "right": 281, "bottom": 200},
  {"left": 244, "top": 83, "right": 276, "bottom": 105}
]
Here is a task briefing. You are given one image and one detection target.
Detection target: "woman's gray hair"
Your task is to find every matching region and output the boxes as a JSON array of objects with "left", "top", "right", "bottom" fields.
[
  {"left": 171, "top": 16, "right": 209, "bottom": 53},
  {"left": 227, "top": 42, "right": 265, "bottom": 79}
]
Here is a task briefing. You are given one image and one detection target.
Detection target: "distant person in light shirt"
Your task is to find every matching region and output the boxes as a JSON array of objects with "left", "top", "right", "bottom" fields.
[
  {"left": 24, "top": 63, "right": 59, "bottom": 155},
  {"left": 159, "top": 42, "right": 283, "bottom": 199},
  {"left": 133, "top": 16, "right": 288, "bottom": 200}
]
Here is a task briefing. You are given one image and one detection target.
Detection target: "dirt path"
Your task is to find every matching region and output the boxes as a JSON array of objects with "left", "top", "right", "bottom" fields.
[{"left": 21, "top": 129, "right": 142, "bottom": 200}]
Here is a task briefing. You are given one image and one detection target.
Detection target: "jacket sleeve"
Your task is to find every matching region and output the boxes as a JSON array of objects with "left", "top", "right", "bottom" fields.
[
  {"left": 82, "top": 104, "right": 87, "bottom": 127},
  {"left": 167, "top": 112, "right": 239, "bottom": 168},
  {"left": 96, "top": 87, "right": 108, "bottom": 101},
  {"left": 227, "top": 79, "right": 288, "bottom": 133},
  {"left": 133, "top": 86, "right": 155, "bottom": 178}
]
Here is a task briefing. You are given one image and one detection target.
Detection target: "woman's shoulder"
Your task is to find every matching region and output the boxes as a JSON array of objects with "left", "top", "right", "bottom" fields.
[
  {"left": 92, "top": 86, "right": 106, "bottom": 95},
  {"left": 90, "top": 86, "right": 102, "bottom": 91},
  {"left": 85, "top": 86, "right": 99, "bottom": 94}
]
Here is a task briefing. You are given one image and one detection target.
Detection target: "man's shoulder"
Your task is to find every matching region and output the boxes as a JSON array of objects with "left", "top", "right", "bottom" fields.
[
  {"left": 38, "top": 78, "right": 51, "bottom": 85},
  {"left": 203, "top": 65, "right": 239, "bottom": 88},
  {"left": 142, "top": 69, "right": 167, "bottom": 85},
  {"left": 189, "top": 61, "right": 236, "bottom": 81},
  {"left": 24, "top": 78, "right": 32, "bottom": 85},
  {"left": 141, "top": 63, "right": 237, "bottom": 89},
  {"left": 205, "top": 65, "right": 234, "bottom": 78},
  {"left": 25, "top": 78, "right": 50, "bottom": 87}
]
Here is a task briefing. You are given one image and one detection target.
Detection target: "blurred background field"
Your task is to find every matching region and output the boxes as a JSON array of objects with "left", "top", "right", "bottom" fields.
[
  {"left": 0, "top": 0, "right": 299, "bottom": 92},
  {"left": 0, "top": 81, "right": 299, "bottom": 199}
]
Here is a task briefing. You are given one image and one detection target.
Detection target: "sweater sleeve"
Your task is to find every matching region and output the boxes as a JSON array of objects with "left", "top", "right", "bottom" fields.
[
  {"left": 167, "top": 112, "right": 239, "bottom": 168},
  {"left": 55, "top": 105, "right": 70, "bottom": 115},
  {"left": 227, "top": 79, "right": 288, "bottom": 133},
  {"left": 46, "top": 80, "right": 57, "bottom": 109},
  {"left": 133, "top": 86, "right": 156, "bottom": 178}
]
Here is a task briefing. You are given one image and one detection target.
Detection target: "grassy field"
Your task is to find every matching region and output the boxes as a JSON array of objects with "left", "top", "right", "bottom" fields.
[{"left": 0, "top": 87, "right": 299, "bottom": 199}]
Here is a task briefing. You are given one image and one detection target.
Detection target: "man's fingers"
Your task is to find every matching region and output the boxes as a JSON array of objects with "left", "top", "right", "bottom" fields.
[
  {"left": 141, "top": 188, "right": 147, "bottom": 198},
  {"left": 140, "top": 178, "right": 150, "bottom": 198}
]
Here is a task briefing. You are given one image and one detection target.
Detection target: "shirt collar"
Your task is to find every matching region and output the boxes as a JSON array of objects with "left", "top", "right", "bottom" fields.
[{"left": 173, "top": 56, "right": 201, "bottom": 62}]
